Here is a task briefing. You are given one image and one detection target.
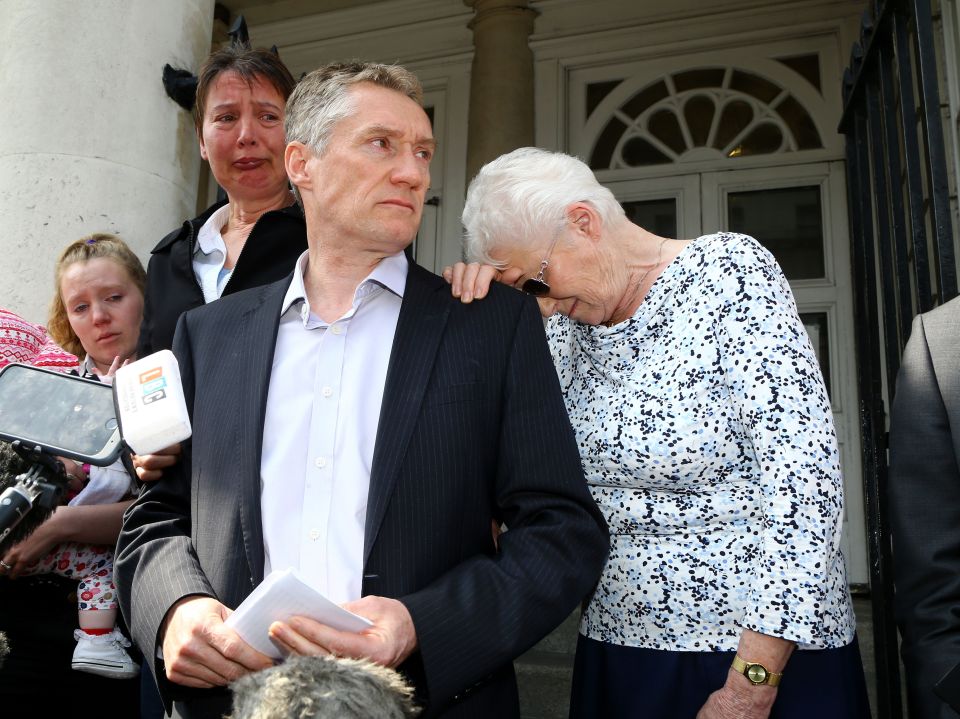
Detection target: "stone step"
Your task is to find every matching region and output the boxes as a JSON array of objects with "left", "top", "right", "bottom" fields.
[
  {"left": 515, "top": 651, "right": 574, "bottom": 719},
  {"left": 514, "top": 609, "right": 578, "bottom": 719}
]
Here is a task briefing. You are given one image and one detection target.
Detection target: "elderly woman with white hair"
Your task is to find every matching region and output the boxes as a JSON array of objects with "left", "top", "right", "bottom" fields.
[{"left": 445, "top": 147, "right": 871, "bottom": 719}]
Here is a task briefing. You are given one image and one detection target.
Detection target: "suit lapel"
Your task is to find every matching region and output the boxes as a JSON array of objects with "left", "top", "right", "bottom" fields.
[
  {"left": 234, "top": 279, "right": 288, "bottom": 585},
  {"left": 364, "top": 262, "right": 450, "bottom": 564}
]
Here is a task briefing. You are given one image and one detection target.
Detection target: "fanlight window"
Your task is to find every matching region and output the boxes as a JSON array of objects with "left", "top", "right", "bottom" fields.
[{"left": 589, "top": 67, "right": 823, "bottom": 170}]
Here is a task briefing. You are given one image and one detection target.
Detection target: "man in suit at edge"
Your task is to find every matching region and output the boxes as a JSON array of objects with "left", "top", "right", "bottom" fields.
[
  {"left": 114, "top": 62, "right": 609, "bottom": 719},
  {"left": 889, "top": 294, "right": 960, "bottom": 719}
]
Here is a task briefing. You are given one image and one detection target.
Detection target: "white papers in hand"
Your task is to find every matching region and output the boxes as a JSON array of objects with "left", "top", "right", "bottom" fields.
[{"left": 224, "top": 567, "right": 373, "bottom": 660}]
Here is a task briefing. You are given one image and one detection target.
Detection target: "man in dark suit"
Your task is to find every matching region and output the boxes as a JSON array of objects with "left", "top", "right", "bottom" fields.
[
  {"left": 889, "top": 295, "right": 960, "bottom": 719},
  {"left": 115, "top": 61, "right": 608, "bottom": 719}
]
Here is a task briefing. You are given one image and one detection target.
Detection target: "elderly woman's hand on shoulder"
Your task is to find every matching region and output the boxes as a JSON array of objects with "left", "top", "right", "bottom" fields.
[{"left": 442, "top": 262, "right": 501, "bottom": 303}]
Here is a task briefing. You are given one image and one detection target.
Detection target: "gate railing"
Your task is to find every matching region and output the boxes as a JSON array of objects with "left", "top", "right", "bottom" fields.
[{"left": 839, "top": 0, "right": 958, "bottom": 716}]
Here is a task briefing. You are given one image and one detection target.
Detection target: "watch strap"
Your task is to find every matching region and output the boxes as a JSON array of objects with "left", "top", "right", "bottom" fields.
[{"left": 731, "top": 653, "right": 783, "bottom": 687}]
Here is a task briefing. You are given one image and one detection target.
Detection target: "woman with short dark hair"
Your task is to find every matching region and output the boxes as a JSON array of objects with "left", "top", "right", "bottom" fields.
[{"left": 138, "top": 42, "right": 305, "bottom": 357}]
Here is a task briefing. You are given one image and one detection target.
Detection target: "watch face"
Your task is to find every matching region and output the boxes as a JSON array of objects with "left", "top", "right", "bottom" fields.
[{"left": 746, "top": 664, "right": 768, "bottom": 685}]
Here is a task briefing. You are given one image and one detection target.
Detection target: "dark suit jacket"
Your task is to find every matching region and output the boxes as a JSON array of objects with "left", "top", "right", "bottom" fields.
[
  {"left": 116, "top": 260, "right": 609, "bottom": 718},
  {"left": 889, "top": 295, "right": 960, "bottom": 719}
]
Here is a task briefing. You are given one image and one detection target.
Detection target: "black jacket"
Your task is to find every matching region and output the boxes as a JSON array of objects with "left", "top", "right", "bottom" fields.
[{"left": 138, "top": 200, "right": 307, "bottom": 356}]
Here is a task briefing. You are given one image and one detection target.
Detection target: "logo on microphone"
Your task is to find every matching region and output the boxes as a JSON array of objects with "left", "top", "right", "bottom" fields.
[{"left": 138, "top": 367, "right": 167, "bottom": 405}]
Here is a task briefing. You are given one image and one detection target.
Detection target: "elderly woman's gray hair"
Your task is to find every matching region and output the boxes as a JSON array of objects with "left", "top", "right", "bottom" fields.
[
  {"left": 228, "top": 654, "right": 420, "bottom": 719},
  {"left": 285, "top": 61, "right": 424, "bottom": 157},
  {"left": 461, "top": 147, "right": 625, "bottom": 266}
]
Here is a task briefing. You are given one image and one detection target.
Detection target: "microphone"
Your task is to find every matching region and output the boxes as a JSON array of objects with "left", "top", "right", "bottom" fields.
[
  {"left": 113, "top": 350, "right": 192, "bottom": 456},
  {"left": 228, "top": 655, "right": 420, "bottom": 719},
  {"left": 0, "top": 350, "right": 192, "bottom": 545},
  {"left": 0, "top": 441, "right": 59, "bottom": 554}
]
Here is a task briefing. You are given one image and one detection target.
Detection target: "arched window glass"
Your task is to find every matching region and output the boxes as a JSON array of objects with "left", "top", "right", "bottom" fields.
[{"left": 587, "top": 65, "right": 823, "bottom": 169}]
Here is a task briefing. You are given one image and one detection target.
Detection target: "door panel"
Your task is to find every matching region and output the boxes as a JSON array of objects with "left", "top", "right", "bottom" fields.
[{"left": 605, "top": 174, "right": 701, "bottom": 240}]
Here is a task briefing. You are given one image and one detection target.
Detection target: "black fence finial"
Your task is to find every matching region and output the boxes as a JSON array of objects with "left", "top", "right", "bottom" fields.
[
  {"left": 162, "top": 64, "right": 198, "bottom": 112},
  {"left": 228, "top": 14, "right": 249, "bottom": 46}
]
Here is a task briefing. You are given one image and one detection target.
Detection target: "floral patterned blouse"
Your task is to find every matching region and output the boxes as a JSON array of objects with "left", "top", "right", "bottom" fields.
[{"left": 546, "top": 233, "right": 856, "bottom": 651}]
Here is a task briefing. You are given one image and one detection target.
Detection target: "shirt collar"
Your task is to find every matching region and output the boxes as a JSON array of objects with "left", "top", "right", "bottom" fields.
[
  {"left": 79, "top": 354, "right": 98, "bottom": 379},
  {"left": 195, "top": 203, "right": 232, "bottom": 257},
  {"left": 280, "top": 250, "right": 409, "bottom": 319}
]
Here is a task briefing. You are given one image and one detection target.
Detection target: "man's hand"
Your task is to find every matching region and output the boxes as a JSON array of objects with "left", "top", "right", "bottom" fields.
[
  {"left": 442, "top": 262, "right": 500, "bottom": 303},
  {"left": 268, "top": 595, "right": 418, "bottom": 668},
  {"left": 696, "top": 670, "right": 778, "bottom": 719},
  {"left": 161, "top": 596, "right": 274, "bottom": 688},
  {"left": 133, "top": 442, "right": 182, "bottom": 482}
]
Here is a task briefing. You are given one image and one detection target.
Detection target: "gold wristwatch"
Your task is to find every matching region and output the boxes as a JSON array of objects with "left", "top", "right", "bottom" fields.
[{"left": 731, "top": 654, "right": 783, "bottom": 687}]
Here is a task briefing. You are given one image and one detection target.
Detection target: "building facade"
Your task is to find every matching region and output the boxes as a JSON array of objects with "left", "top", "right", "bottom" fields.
[{"left": 3, "top": 1, "right": 959, "bottom": 715}]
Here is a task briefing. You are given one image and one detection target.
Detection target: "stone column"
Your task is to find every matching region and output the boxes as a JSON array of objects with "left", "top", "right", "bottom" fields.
[
  {"left": 0, "top": 0, "right": 215, "bottom": 323},
  {"left": 464, "top": 0, "right": 538, "bottom": 182}
]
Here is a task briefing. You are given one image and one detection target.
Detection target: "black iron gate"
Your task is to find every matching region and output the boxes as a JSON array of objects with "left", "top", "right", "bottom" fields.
[{"left": 839, "top": 0, "right": 958, "bottom": 717}]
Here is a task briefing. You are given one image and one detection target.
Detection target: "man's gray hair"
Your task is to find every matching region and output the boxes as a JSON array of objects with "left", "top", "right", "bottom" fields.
[
  {"left": 285, "top": 61, "right": 424, "bottom": 156},
  {"left": 229, "top": 655, "right": 420, "bottom": 719},
  {"left": 461, "top": 147, "right": 625, "bottom": 266}
]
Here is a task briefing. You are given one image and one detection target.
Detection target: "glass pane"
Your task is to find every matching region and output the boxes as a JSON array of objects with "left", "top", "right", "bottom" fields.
[
  {"left": 714, "top": 100, "right": 753, "bottom": 151},
  {"left": 621, "top": 137, "right": 671, "bottom": 166},
  {"left": 774, "top": 95, "right": 822, "bottom": 150},
  {"left": 684, "top": 95, "right": 715, "bottom": 146},
  {"left": 622, "top": 80, "right": 669, "bottom": 119},
  {"left": 672, "top": 68, "right": 727, "bottom": 92},
  {"left": 729, "top": 70, "right": 781, "bottom": 104},
  {"left": 590, "top": 116, "right": 628, "bottom": 169},
  {"left": 727, "top": 185, "right": 825, "bottom": 280},
  {"left": 586, "top": 79, "right": 622, "bottom": 120},
  {"left": 799, "top": 311, "right": 831, "bottom": 398},
  {"left": 734, "top": 123, "right": 783, "bottom": 156},
  {"left": 776, "top": 53, "right": 822, "bottom": 92},
  {"left": 622, "top": 198, "right": 677, "bottom": 239},
  {"left": 648, "top": 109, "right": 686, "bottom": 154}
]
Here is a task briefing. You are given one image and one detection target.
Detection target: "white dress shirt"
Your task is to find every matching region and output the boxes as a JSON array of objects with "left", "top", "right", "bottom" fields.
[
  {"left": 193, "top": 203, "right": 234, "bottom": 304},
  {"left": 260, "top": 250, "right": 407, "bottom": 605}
]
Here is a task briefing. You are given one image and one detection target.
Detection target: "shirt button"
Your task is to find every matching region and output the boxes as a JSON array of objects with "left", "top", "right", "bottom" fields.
[
  {"left": 322, "top": 386, "right": 333, "bottom": 398},
  {"left": 331, "top": 325, "right": 343, "bottom": 335},
  {"left": 314, "top": 457, "right": 327, "bottom": 468},
  {"left": 309, "top": 529, "right": 320, "bottom": 541}
]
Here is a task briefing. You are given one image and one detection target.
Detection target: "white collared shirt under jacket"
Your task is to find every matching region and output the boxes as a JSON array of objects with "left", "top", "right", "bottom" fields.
[
  {"left": 260, "top": 250, "right": 407, "bottom": 605},
  {"left": 193, "top": 202, "right": 234, "bottom": 303}
]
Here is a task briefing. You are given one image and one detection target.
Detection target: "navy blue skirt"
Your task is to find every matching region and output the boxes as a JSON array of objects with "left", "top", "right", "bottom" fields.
[{"left": 569, "top": 634, "right": 872, "bottom": 719}]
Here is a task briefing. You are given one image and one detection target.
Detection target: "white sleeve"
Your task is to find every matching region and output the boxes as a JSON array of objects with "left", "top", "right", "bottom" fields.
[{"left": 69, "top": 458, "right": 134, "bottom": 506}]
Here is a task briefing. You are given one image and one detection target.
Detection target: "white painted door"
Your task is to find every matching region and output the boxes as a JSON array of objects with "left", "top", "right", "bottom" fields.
[{"left": 604, "top": 162, "right": 867, "bottom": 586}]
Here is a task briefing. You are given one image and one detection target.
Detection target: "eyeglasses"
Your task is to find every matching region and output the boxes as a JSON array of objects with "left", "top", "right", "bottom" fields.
[{"left": 520, "top": 230, "right": 562, "bottom": 297}]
